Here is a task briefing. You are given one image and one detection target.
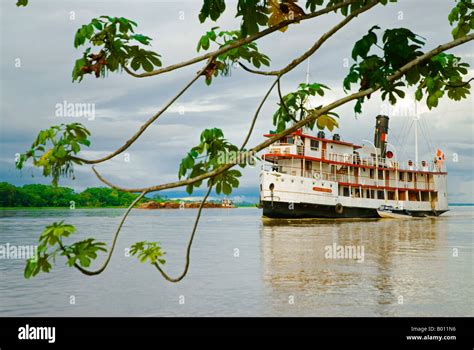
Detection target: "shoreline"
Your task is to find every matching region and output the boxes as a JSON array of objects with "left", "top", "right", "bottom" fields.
[{"left": 0, "top": 205, "right": 259, "bottom": 210}]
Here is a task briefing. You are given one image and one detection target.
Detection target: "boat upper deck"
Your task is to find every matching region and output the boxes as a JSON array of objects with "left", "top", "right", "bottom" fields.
[{"left": 263, "top": 132, "right": 446, "bottom": 175}]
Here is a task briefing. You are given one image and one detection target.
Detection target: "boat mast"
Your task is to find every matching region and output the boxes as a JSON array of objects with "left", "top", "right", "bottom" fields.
[{"left": 414, "top": 101, "right": 419, "bottom": 170}]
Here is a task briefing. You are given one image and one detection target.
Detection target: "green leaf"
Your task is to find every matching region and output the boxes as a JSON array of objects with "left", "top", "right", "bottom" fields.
[
  {"left": 130, "top": 241, "right": 166, "bottom": 265},
  {"left": 199, "top": 0, "right": 226, "bottom": 22},
  {"left": 39, "top": 221, "right": 76, "bottom": 246}
]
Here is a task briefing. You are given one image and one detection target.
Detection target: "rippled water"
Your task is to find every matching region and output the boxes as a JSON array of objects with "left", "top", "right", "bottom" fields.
[{"left": 0, "top": 207, "right": 472, "bottom": 316}]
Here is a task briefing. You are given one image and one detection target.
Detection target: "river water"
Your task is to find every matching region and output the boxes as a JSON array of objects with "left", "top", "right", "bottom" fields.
[{"left": 0, "top": 206, "right": 472, "bottom": 316}]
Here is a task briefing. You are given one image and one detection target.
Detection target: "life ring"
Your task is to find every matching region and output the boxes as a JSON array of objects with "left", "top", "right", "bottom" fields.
[
  {"left": 313, "top": 172, "right": 321, "bottom": 180},
  {"left": 335, "top": 203, "right": 344, "bottom": 214}
]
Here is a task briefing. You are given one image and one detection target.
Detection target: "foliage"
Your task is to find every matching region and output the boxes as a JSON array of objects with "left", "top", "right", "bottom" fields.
[
  {"left": 198, "top": 0, "right": 401, "bottom": 38},
  {"left": 448, "top": 0, "right": 474, "bottom": 39},
  {"left": 273, "top": 82, "right": 338, "bottom": 132},
  {"left": 415, "top": 53, "right": 471, "bottom": 109},
  {"left": 0, "top": 182, "right": 144, "bottom": 208},
  {"left": 130, "top": 241, "right": 166, "bottom": 265},
  {"left": 15, "top": 123, "right": 91, "bottom": 186},
  {"left": 197, "top": 27, "right": 270, "bottom": 84},
  {"left": 72, "top": 16, "right": 161, "bottom": 82},
  {"left": 236, "top": 0, "right": 269, "bottom": 37},
  {"left": 178, "top": 128, "right": 244, "bottom": 195},
  {"left": 343, "top": 26, "right": 471, "bottom": 113},
  {"left": 61, "top": 239, "right": 107, "bottom": 268},
  {"left": 199, "top": 0, "right": 226, "bottom": 22},
  {"left": 24, "top": 221, "right": 107, "bottom": 278}
]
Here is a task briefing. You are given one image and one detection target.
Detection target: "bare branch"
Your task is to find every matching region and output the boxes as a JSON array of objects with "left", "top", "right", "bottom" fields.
[
  {"left": 91, "top": 77, "right": 278, "bottom": 192},
  {"left": 72, "top": 62, "right": 212, "bottom": 165},
  {"left": 240, "top": 78, "right": 279, "bottom": 150},
  {"left": 152, "top": 182, "right": 213, "bottom": 282},
  {"left": 277, "top": 76, "right": 298, "bottom": 123}
]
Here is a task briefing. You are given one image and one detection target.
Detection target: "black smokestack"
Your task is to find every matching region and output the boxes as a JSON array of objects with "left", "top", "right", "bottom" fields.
[{"left": 374, "top": 115, "right": 389, "bottom": 158}]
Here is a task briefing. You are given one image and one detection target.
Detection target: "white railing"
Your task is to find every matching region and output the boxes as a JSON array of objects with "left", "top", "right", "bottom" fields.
[
  {"left": 264, "top": 146, "right": 443, "bottom": 173},
  {"left": 263, "top": 163, "right": 432, "bottom": 190}
]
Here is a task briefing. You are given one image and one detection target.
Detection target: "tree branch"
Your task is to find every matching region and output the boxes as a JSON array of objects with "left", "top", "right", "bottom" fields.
[
  {"left": 239, "top": 0, "right": 380, "bottom": 76},
  {"left": 152, "top": 182, "right": 213, "bottom": 282},
  {"left": 122, "top": 0, "right": 359, "bottom": 78},
  {"left": 240, "top": 78, "right": 279, "bottom": 150},
  {"left": 91, "top": 33, "right": 474, "bottom": 194},
  {"left": 72, "top": 62, "right": 212, "bottom": 165},
  {"left": 70, "top": 1, "right": 364, "bottom": 165},
  {"left": 277, "top": 75, "right": 298, "bottom": 123},
  {"left": 59, "top": 191, "right": 146, "bottom": 276}
]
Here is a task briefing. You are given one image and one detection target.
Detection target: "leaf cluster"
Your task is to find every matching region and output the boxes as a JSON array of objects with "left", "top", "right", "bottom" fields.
[
  {"left": 72, "top": 16, "right": 161, "bottom": 82},
  {"left": 130, "top": 241, "right": 166, "bottom": 265},
  {"left": 178, "top": 128, "right": 243, "bottom": 195},
  {"left": 16, "top": 123, "right": 91, "bottom": 186},
  {"left": 24, "top": 221, "right": 107, "bottom": 278},
  {"left": 344, "top": 25, "right": 471, "bottom": 113},
  {"left": 273, "top": 82, "right": 337, "bottom": 132}
]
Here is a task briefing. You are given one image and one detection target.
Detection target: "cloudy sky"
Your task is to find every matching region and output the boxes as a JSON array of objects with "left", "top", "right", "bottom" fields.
[{"left": 0, "top": 0, "right": 472, "bottom": 202}]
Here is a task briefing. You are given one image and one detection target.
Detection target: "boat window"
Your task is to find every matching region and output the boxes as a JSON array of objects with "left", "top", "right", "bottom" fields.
[
  {"left": 287, "top": 137, "right": 293, "bottom": 144},
  {"left": 399, "top": 172, "right": 405, "bottom": 181},
  {"left": 370, "top": 169, "right": 374, "bottom": 179},
  {"left": 378, "top": 170, "right": 384, "bottom": 180},
  {"left": 407, "top": 173, "right": 413, "bottom": 182},
  {"left": 310, "top": 139, "right": 319, "bottom": 151},
  {"left": 377, "top": 190, "right": 384, "bottom": 199},
  {"left": 343, "top": 187, "right": 350, "bottom": 197}
]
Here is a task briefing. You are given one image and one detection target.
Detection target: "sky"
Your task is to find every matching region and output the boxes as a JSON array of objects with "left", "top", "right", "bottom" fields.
[{"left": 0, "top": 0, "right": 473, "bottom": 203}]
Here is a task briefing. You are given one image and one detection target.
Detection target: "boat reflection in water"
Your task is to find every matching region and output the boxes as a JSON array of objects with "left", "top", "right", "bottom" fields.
[{"left": 259, "top": 217, "right": 462, "bottom": 316}]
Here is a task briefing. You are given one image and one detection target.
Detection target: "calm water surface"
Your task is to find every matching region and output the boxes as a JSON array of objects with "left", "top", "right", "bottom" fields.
[{"left": 0, "top": 207, "right": 472, "bottom": 316}]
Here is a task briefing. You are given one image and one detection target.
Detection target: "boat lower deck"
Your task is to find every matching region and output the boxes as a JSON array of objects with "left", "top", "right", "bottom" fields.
[{"left": 261, "top": 200, "right": 447, "bottom": 219}]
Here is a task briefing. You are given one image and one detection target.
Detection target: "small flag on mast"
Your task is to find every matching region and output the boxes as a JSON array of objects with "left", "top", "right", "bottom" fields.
[{"left": 436, "top": 148, "right": 445, "bottom": 170}]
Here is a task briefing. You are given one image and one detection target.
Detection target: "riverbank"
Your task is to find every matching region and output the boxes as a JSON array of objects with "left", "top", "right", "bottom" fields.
[{"left": 0, "top": 204, "right": 259, "bottom": 210}]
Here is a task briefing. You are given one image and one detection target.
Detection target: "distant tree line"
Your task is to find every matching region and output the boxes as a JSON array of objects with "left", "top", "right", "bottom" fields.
[{"left": 0, "top": 182, "right": 146, "bottom": 207}]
